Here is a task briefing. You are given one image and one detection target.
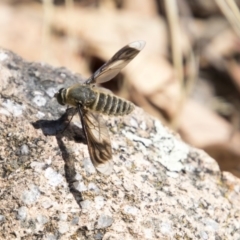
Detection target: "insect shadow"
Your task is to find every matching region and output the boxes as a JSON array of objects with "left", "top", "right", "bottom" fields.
[{"left": 32, "top": 108, "right": 85, "bottom": 207}]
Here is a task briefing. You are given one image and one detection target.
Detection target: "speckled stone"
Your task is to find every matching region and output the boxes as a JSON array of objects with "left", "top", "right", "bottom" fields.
[{"left": 1, "top": 49, "right": 240, "bottom": 240}]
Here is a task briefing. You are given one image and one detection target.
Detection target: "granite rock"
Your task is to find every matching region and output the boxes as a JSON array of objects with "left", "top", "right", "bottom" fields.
[{"left": 0, "top": 49, "right": 240, "bottom": 239}]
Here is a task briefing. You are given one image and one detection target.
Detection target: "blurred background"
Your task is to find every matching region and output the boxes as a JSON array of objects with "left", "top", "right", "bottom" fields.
[{"left": 1, "top": 0, "right": 240, "bottom": 178}]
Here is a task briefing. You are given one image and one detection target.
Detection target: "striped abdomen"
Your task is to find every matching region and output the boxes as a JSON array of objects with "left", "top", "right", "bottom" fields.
[{"left": 88, "top": 91, "right": 134, "bottom": 116}]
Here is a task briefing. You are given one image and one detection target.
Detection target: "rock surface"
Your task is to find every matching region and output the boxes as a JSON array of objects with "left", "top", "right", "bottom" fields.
[{"left": 0, "top": 48, "right": 240, "bottom": 239}]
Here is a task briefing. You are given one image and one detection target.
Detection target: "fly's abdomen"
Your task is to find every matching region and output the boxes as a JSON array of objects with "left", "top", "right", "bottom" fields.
[{"left": 89, "top": 92, "right": 134, "bottom": 116}]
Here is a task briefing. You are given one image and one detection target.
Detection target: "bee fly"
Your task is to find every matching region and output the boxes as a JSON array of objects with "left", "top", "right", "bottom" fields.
[{"left": 54, "top": 41, "right": 145, "bottom": 175}]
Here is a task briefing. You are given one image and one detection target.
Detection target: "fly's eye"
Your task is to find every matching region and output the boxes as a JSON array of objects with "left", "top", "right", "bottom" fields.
[{"left": 55, "top": 88, "right": 65, "bottom": 105}]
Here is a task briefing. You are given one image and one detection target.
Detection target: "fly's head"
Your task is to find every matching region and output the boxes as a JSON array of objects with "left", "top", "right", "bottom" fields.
[{"left": 54, "top": 88, "right": 66, "bottom": 105}]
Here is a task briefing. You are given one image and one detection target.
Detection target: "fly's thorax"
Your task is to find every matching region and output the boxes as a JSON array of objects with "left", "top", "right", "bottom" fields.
[
  {"left": 88, "top": 90, "right": 134, "bottom": 116},
  {"left": 63, "top": 85, "right": 97, "bottom": 107}
]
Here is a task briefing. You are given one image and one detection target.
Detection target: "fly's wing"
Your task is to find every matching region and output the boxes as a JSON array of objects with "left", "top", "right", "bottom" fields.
[
  {"left": 85, "top": 40, "right": 145, "bottom": 85},
  {"left": 82, "top": 111, "right": 113, "bottom": 175}
]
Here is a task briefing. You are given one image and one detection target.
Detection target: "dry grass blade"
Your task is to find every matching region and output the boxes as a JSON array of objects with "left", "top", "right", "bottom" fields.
[
  {"left": 164, "top": 0, "right": 184, "bottom": 86},
  {"left": 215, "top": 0, "right": 240, "bottom": 38},
  {"left": 227, "top": 0, "right": 240, "bottom": 24},
  {"left": 65, "top": 0, "right": 75, "bottom": 67},
  {"left": 171, "top": 37, "right": 198, "bottom": 130},
  {"left": 185, "top": 46, "right": 198, "bottom": 98},
  {"left": 42, "top": 0, "right": 54, "bottom": 61},
  {"left": 165, "top": 0, "right": 186, "bottom": 129}
]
